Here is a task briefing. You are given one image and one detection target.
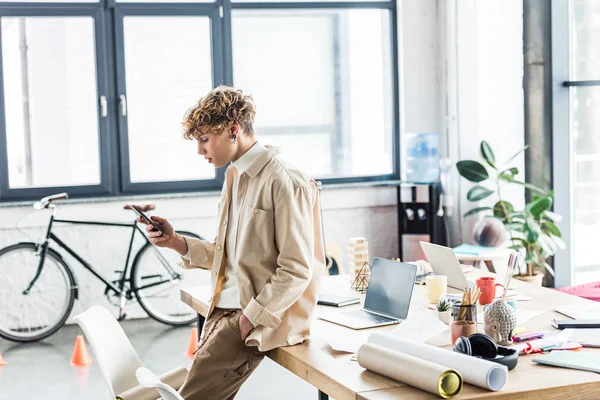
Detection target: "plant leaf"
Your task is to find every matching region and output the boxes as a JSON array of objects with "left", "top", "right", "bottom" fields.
[
  {"left": 542, "top": 261, "right": 555, "bottom": 277},
  {"left": 524, "top": 217, "right": 541, "bottom": 243},
  {"left": 467, "top": 186, "right": 494, "bottom": 201},
  {"left": 456, "top": 160, "right": 489, "bottom": 183},
  {"left": 505, "top": 222, "right": 525, "bottom": 232},
  {"left": 529, "top": 196, "right": 553, "bottom": 218},
  {"left": 525, "top": 251, "right": 536, "bottom": 264},
  {"left": 550, "top": 235, "right": 567, "bottom": 250},
  {"left": 463, "top": 207, "right": 493, "bottom": 218},
  {"left": 504, "top": 145, "right": 530, "bottom": 166},
  {"left": 509, "top": 237, "right": 528, "bottom": 247},
  {"left": 545, "top": 210, "right": 563, "bottom": 223},
  {"left": 542, "top": 220, "right": 562, "bottom": 237},
  {"left": 538, "top": 234, "right": 557, "bottom": 256},
  {"left": 493, "top": 200, "right": 515, "bottom": 220},
  {"left": 499, "top": 167, "right": 519, "bottom": 180},
  {"left": 480, "top": 141, "right": 496, "bottom": 169}
]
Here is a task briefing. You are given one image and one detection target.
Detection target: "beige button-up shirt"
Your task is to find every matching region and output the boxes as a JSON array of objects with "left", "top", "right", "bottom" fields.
[{"left": 179, "top": 146, "right": 325, "bottom": 352}]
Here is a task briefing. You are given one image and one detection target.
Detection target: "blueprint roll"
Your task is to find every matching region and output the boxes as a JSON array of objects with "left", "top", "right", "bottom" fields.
[
  {"left": 357, "top": 343, "right": 463, "bottom": 398},
  {"left": 368, "top": 332, "right": 508, "bottom": 391}
]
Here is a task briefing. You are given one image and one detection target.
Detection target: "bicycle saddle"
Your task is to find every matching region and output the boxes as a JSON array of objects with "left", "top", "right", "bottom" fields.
[{"left": 124, "top": 203, "right": 155, "bottom": 212}]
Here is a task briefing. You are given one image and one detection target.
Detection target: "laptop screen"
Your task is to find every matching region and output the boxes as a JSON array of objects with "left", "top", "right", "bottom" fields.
[{"left": 363, "top": 258, "right": 417, "bottom": 319}]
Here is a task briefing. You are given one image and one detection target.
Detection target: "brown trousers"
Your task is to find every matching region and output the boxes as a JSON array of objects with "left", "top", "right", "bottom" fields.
[{"left": 179, "top": 309, "right": 267, "bottom": 400}]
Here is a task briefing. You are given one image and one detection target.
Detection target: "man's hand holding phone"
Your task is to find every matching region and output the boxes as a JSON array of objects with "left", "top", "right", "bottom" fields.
[{"left": 136, "top": 214, "right": 189, "bottom": 256}]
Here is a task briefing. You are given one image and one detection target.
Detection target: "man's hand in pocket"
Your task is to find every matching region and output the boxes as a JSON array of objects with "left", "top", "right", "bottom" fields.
[{"left": 239, "top": 313, "right": 255, "bottom": 341}]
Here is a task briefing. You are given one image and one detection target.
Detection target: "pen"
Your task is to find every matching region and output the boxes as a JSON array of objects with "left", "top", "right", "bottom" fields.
[{"left": 513, "top": 332, "right": 544, "bottom": 342}]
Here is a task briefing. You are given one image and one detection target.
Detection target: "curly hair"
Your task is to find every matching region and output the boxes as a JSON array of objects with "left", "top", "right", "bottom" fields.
[{"left": 182, "top": 86, "right": 256, "bottom": 140}]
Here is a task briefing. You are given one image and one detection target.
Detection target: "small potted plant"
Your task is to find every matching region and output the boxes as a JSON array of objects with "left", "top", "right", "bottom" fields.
[{"left": 436, "top": 299, "right": 452, "bottom": 324}]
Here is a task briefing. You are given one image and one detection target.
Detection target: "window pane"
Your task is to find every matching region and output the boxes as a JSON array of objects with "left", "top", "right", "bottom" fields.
[
  {"left": 2, "top": 17, "right": 100, "bottom": 189},
  {"left": 234, "top": 0, "right": 387, "bottom": 2},
  {"left": 122, "top": 16, "right": 214, "bottom": 183},
  {"left": 232, "top": 9, "right": 394, "bottom": 178},
  {"left": 0, "top": 0, "right": 97, "bottom": 2},
  {"left": 118, "top": 0, "right": 213, "bottom": 2},
  {"left": 571, "top": 86, "right": 600, "bottom": 284},
  {"left": 570, "top": 0, "right": 600, "bottom": 80}
]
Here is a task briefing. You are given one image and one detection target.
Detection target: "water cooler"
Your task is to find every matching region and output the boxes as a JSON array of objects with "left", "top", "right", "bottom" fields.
[{"left": 398, "top": 183, "right": 447, "bottom": 262}]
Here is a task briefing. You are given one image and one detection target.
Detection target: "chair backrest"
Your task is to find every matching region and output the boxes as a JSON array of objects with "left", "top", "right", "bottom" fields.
[
  {"left": 136, "top": 367, "right": 185, "bottom": 400},
  {"left": 74, "top": 305, "right": 144, "bottom": 397}
]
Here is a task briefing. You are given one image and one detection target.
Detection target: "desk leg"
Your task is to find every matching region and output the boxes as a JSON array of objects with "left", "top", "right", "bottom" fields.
[
  {"left": 197, "top": 313, "right": 205, "bottom": 333},
  {"left": 484, "top": 260, "right": 496, "bottom": 274},
  {"left": 318, "top": 390, "right": 328, "bottom": 400}
]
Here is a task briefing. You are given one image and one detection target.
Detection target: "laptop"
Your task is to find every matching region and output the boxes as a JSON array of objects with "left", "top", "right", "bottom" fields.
[
  {"left": 318, "top": 258, "right": 417, "bottom": 329},
  {"left": 420, "top": 242, "right": 474, "bottom": 290}
]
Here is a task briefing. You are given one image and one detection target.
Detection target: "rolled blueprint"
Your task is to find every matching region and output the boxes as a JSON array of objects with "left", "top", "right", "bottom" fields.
[
  {"left": 116, "top": 367, "right": 188, "bottom": 400},
  {"left": 369, "top": 332, "right": 508, "bottom": 391},
  {"left": 358, "top": 343, "right": 463, "bottom": 398}
]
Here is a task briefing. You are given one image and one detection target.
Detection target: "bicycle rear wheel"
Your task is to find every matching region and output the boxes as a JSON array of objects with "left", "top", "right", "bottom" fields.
[
  {"left": 132, "top": 231, "right": 208, "bottom": 326},
  {"left": 0, "top": 243, "right": 76, "bottom": 342}
]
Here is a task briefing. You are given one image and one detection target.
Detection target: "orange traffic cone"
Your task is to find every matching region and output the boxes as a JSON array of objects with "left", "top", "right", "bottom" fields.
[
  {"left": 70, "top": 335, "right": 92, "bottom": 366},
  {"left": 183, "top": 327, "right": 199, "bottom": 358},
  {"left": 0, "top": 352, "right": 7, "bottom": 366}
]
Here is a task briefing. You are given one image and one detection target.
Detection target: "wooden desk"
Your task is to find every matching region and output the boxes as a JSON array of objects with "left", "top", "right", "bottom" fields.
[{"left": 180, "top": 273, "right": 600, "bottom": 400}]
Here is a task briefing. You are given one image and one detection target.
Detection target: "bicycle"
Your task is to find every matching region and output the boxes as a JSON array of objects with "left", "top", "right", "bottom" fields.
[{"left": 0, "top": 192, "right": 205, "bottom": 343}]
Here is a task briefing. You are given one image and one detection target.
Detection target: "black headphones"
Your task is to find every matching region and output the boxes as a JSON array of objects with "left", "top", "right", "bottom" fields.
[{"left": 453, "top": 333, "right": 519, "bottom": 370}]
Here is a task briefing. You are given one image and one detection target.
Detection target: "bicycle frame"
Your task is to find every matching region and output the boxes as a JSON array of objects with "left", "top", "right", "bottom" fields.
[{"left": 26, "top": 207, "right": 179, "bottom": 298}]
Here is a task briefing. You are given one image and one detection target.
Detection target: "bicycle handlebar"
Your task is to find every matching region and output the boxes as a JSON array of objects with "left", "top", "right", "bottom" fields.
[{"left": 34, "top": 192, "right": 69, "bottom": 209}]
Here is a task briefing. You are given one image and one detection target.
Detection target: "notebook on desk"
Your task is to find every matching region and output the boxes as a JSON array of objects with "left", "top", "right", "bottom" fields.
[
  {"left": 554, "top": 305, "right": 600, "bottom": 320},
  {"left": 533, "top": 351, "right": 600, "bottom": 374},
  {"left": 318, "top": 294, "right": 360, "bottom": 307},
  {"left": 564, "top": 329, "right": 600, "bottom": 348}
]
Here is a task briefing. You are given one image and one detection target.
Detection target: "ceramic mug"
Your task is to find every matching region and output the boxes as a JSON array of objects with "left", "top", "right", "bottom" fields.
[
  {"left": 476, "top": 277, "right": 506, "bottom": 305},
  {"left": 420, "top": 275, "right": 448, "bottom": 303}
]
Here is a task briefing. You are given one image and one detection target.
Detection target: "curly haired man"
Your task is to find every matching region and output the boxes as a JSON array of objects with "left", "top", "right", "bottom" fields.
[{"left": 141, "top": 86, "right": 325, "bottom": 399}]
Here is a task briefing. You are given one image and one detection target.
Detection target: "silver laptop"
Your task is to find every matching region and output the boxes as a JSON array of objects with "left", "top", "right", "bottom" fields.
[
  {"left": 420, "top": 241, "right": 474, "bottom": 290},
  {"left": 319, "top": 258, "right": 417, "bottom": 330}
]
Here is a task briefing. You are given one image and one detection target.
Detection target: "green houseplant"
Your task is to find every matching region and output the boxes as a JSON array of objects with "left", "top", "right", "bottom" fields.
[
  {"left": 436, "top": 299, "right": 452, "bottom": 324},
  {"left": 456, "top": 141, "right": 565, "bottom": 285}
]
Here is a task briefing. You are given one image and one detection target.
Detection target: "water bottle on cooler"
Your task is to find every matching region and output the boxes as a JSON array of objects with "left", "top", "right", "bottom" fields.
[{"left": 404, "top": 132, "right": 440, "bottom": 183}]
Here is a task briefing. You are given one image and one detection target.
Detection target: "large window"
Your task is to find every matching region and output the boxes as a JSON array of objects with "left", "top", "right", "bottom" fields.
[
  {"left": 552, "top": 0, "right": 600, "bottom": 286},
  {"left": 0, "top": 0, "right": 398, "bottom": 203}
]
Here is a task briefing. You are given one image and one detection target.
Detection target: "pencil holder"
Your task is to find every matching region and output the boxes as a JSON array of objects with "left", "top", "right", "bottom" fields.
[{"left": 452, "top": 304, "right": 478, "bottom": 324}]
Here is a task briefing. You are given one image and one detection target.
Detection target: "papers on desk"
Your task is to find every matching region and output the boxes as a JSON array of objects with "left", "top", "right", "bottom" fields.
[
  {"left": 477, "top": 309, "right": 543, "bottom": 325},
  {"left": 328, "top": 332, "right": 370, "bottom": 354},
  {"left": 559, "top": 329, "right": 600, "bottom": 347},
  {"left": 497, "top": 287, "right": 532, "bottom": 301},
  {"left": 554, "top": 304, "right": 600, "bottom": 320},
  {"left": 393, "top": 307, "right": 448, "bottom": 343},
  {"left": 328, "top": 308, "right": 448, "bottom": 354}
]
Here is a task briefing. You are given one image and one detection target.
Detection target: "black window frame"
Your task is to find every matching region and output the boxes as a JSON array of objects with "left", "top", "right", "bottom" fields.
[{"left": 0, "top": 0, "right": 400, "bottom": 204}]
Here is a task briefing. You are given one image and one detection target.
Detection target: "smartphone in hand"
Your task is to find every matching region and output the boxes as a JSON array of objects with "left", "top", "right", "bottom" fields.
[{"left": 129, "top": 204, "right": 164, "bottom": 235}]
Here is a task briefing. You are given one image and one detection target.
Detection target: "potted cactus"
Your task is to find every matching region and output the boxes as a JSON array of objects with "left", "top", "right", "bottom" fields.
[{"left": 436, "top": 299, "right": 452, "bottom": 324}]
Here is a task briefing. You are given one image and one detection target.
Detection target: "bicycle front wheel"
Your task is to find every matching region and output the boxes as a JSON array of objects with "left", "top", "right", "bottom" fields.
[
  {"left": 0, "top": 243, "right": 76, "bottom": 342},
  {"left": 132, "top": 231, "right": 208, "bottom": 326}
]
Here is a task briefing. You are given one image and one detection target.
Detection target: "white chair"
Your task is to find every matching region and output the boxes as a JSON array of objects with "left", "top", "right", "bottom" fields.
[
  {"left": 74, "top": 305, "right": 144, "bottom": 400},
  {"left": 136, "top": 367, "right": 185, "bottom": 400}
]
